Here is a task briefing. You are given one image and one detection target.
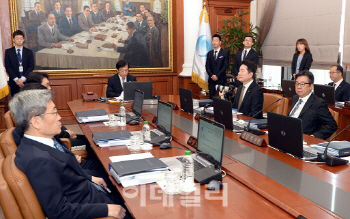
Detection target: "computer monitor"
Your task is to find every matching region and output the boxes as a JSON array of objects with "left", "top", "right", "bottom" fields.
[
  {"left": 157, "top": 101, "right": 173, "bottom": 135},
  {"left": 124, "top": 81, "right": 153, "bottom": 101},
  {"left": 313, "top": 84, "right": 335, "bottom": 106},
  {"left": 197, "top": 116, "right": 225, "bottom": 167},
  {"left": 132, "top": 89, "right": 144, "bottom": 117},
  {"left": 179, "top": 87, "right": 194, "bottom": 114},
  {"left": 281, "top": 80, "right": 296, "bottom": 98}
]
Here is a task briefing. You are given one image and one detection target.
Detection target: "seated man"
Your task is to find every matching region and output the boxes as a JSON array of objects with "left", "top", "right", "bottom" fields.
[
  {"left": 38, "top": 13, "right": 74, "bottom": 48},
  {"left": 9, "top": 89, "right": 128, "bottom": 219},
  {"left": 106, "top": 60, "right": 136, "bottom": 98},
  {"left": 91, "top": 3, "right": 106, "bottom": 24},
  {"left": 232, "top": 60, "right": 263, "bottom": 118},
  {"left": 289, "top": 71, "right": 337, "bottom": 140},
  {"left": 102, "top": 2, "right": 116, "bottom": 20},
  {"left": 144, "top": 16, "right": 159, "bottom": 54},
  {"left": 328, "top": 65, "right": 350, "bottom": 101},
  {"left": 78, "top": 6, "right": 98, "bottom": 32},
  {"left": 50, "top": 1, "right": 64, "bottom": 18},
  {"left": 135, "top": 13, "right": 148, "bottom": 35},
  {"left": 29, "top": 2, "right": 45, "bottom": 24},
  {"left": 59, "top": 6, "right": 81, "bottom": 37}
]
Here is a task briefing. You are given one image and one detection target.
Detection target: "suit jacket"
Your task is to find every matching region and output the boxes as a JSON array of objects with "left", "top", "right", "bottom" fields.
[
  {"left": 59, "top": 16, "right": 81, "bottom": 37},
  {"left": 328, "top": 80, "right": 350, "bottom": 102},
  {"left": 106, "top": 73, "right": 137, "bottom": 97},
  {"left": 205, "top": 48, "right": 230, "bottom": 84},
  {"left": 28, "top": 10, "right": 45, "bottom": 24},
  {"left": 135, "top": 19, "right": 148, "bottom": 35},
  {"left": 38, "top": 23, "right": 67, "bottom": 48},
  {"left": 15, "top": 137, "right": 111, "bottom": 219},
  {"left": 233, "top": 48, "right": 259, "bottom": 75},
  {"left": 122, "top": 2, "right": 135, "bottom": 16},
  {"left": 291, "top": 52, "right": 313, "bottom": 74},
  {"left": 78, "top": 13, "right": 95, "bottom": 31},
  {"left": 117, "top": 31, "right": 149, "bottom": 67},
  {"left": 144, "top": 25, "right": 159, "bottom": 54},
  {"left": 91, "top": 11, "right": 106, "bottom": 24},
  {"left": 50, "top": 9, "right": 64, "bottom": 17},
  {"left": 4, "top": 46, "right": 34, "bottom": 81},
  {"left": 102, "top": 9, "right": 115, "bottom": 19},
  {"left": 289, "top": 93, "right": 337, "bottom": 140},
  {"left": 232, "top": 81, "right": 263, "bottom": 118}
]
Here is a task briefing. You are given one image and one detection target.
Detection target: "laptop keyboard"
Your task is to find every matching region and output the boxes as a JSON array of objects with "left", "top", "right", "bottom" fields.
[
  {"left": 151, "top": 131, "right": 161, "bottom": 139},
  {"left": 303, "top": 150, "right": 317, "bottom": 158},
  {"left": 127, "top": 112, "right": 136, "bottom": 118},
  {"left": 176, "top": 157, "right": 205, "bottom": 171}
]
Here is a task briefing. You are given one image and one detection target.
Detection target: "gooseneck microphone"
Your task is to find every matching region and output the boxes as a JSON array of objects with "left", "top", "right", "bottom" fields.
[
  {"left": 316, "top": 124, "right": 350, "bottom": 166},
  {"left": 244, "top": 98, "right": 282, "bottom": 135}
]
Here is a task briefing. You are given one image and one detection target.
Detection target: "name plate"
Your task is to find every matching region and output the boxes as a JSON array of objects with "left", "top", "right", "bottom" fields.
[
  {"left": 187, "top": 136, "right": 197, "bottom": 149},
  {"left": 344, "top": 101, "right": 350, "bottom": 110},
  {"left": 152, "top": 116, "right": 157, "bottom": 124},
  {"left": 167, "top": 102, "right": 179, "bottom": 110},
  {"left": 240, "top": 131, "right": 267, "bottom": 147}
]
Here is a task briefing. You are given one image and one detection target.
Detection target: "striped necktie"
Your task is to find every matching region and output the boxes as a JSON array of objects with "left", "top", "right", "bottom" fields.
[{"left": 289, "top": 99, "right": 303, "bottom": 117}]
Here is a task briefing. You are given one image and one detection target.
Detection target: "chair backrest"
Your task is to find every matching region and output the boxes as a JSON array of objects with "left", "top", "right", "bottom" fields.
[
  {"left": 263, "top": 93, "right": 286, "bottom": 115},
  {"left": 4, "top": 111, "right": 17, "bottom": 129},
  {"left": 0, "top": 127, "right": 17, "bottom": 157},
  {"left": 0, "top": 157, "right": 24, "bottom": 219},
  {"left": 327, "top": 108, "right": 339, "bottom": 141},
  {"left": 3, "top": 154, "right": 46, "bottom": 219},
  {"left": 102, "top": 84, "right": 108, "bottom": 98}
]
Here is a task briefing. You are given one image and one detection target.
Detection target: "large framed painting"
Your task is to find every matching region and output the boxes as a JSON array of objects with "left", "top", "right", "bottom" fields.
[{"left": 8, "top": 0, "right": 173, "bottom": 75}]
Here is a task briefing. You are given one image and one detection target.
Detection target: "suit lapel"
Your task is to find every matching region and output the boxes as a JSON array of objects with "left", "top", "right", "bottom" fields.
[
  {"left": 298, "top": 94, "right": 315, "bottom": 118},
  {"left": 241, "top": 82, "right": 254, "bottom": 107}
]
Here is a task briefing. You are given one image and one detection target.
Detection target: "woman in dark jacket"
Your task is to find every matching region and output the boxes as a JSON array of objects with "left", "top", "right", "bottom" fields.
[{"left": 291, "top": 38, "right": 313, "bottom": 79}]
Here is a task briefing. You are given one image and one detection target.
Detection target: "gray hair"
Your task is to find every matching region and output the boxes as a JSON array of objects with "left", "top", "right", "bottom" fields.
[{"left": 9, "top": 90, "right": 53, "bottom": 131}]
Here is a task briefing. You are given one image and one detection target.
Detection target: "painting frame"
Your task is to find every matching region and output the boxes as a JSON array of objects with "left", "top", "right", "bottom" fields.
[{"left": 8, "top": 0, "right": 174, "bottom": 76}]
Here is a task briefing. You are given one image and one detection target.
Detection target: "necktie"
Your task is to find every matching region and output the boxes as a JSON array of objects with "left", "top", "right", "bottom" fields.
[
  {"left": 237, "top": 86, "right": 246, "bottom": 110},
  {"left": 122, "top": 78, "right": 125, "bottom": 88},
  {"left": 53, "top": 138, "right": 65, "bottom": 152},
  {"left": 69, "top": 18, "right": 72, "bottom": 27},
  {"left": 243, "top": 50, "right": 247, "bottom": 61},
  {"left": 52, "top": 28, "right": 54, "bottom": 36},
  {"left": 16, "top": 49, "right": 21, "bottom": 64},
  {"left": 214, "top": 51, "right": 218, "bottom": 60},
  {"left": 289, "top": 99, "right": 303, "bottom": 117}
]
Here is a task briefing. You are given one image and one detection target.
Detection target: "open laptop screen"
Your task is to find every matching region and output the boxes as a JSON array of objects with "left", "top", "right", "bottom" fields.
[
  {"left": 197, "top": 116, "right": 225, "bottom": 167},
  {"left": 124, "top": 81, "right": 153, "bottom": 101},
  {"left": 132, "top": 89, "right": 144, "bottom": 116},
  {"left": 157, "top": 101, "right": 173, "bottom": 135}
]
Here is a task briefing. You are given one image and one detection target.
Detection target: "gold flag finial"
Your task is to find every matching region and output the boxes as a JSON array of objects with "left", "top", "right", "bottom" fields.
[{"left": 203, "top": 2, "right": 206, "bottom": 8}]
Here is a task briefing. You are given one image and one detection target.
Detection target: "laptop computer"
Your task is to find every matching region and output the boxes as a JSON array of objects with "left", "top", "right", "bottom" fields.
[
  {"left": 161, "top": 116, "right": 225, "bottom": 184},
  {"left": 213, "top": 97, "right": 245, "bottom": 132},
  {"left": 179, "top": 88, "right": 194, "bottom": 114},
  {"left": 124, "top": 81, "right": 153, "bottom": 101},
  {"left": 126, "top": 89, "right": 144, "bottom": 124},
  {"left": 281, "top": 80, "right": 296, "bottom": 98},
  {"left": 313, "top": 84, "right": 335, "bottom": 106},
  {"left": 267, "top": 112, "right": 319, "bottom": 161},
  {"left": 149, "top": 100, "right": 173, "bottom": 144}
]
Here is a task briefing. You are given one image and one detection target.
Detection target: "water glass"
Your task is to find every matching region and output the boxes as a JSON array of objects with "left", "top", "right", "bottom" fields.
[
  {"left": 128, "top": 135, "right": 141, "bottom": 153},
  {"left": 141, "top": 143, "right": 153, "bottom": 153},
  {"left": 193, "top": 99, "right": 199, "bottom": 109},
  {"left": 108, "top": 114, "right": 118, "bottom": 127},
  {"left": 232, "top": 109, "right": 238, "bottom": 121},
  {"left": 164, "top": 169, "right": 182, "bottom": 195}
]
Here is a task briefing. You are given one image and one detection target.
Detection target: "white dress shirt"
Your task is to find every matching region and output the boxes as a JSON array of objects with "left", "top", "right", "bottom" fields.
[
  {"left": 214, "top": 48, "right": 221, "bottom": 59},
  {"left": 24, "top": 134, "right": 56, "bottom": 149},
  {"left": 119, "top": 74, "right": 126, "bottom": 99},
  {"left": 240, "top": 79, "right": 254, "bottom": 102},
  {"left": 13, "top": 46, "right": 27, "bottom": 82},
  {"left": 290, "top": 92, "right": 312, "bottom": 118},
  {"left": 334, "top": 78, "right": 343, "bottom": 90},
  {"left": 241, "top": 48, "right": 251, "bottom": 61}
]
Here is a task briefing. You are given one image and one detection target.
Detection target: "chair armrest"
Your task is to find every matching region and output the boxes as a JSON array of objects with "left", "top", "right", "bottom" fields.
[
  {"left": 60, "top": 138, "right": 72, "bottom": 151},
  {"left": 72, "top": 150, "right": 88, "bottom": 159}
]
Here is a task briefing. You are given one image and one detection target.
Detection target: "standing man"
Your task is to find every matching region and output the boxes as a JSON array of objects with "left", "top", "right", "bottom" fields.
[
  {"left": 102, "top": 2, "right": 116, "bottom": 20},
  {"left": 232, "top": 60, "right": 263, "bottom": 118},
  {"left": 106, "top": 60, "right": 136, "bottom": 98},
  {"left": 122, "top": 0, "right": 135, "bottom": 16},
  {"left": 233, "top": 35, "right": 259, "bottom": 85},
  {"left": 205, "top": 34, "right": 230, "bottom": 99},
  {"left": 50, "top": 1, "right": 64, "bottom": 18},
  {"left": 289, "top": 71, "right": 337, "bottom": 140},
  {"left": 328, "top": 65, "right": 350, "bottom": 101},
  {"left": 78, "top": 6, "right": 98, "bottom": 32},
  {"left": 5, "top": 30, "right": 34, "bottom": 96},
  {"left": 144, "top": 16, "right": 159, "bottom": 54},
  {"left": 59, "top": 6, "right": 81, "bottom": 37},
  {"left": 29, "top": 2, "right": 46, "bottom": 24},
  {"left": 135, "top": 13, "right": 148, "bottom": 35},
  {"left": 91, "top": 3, "right": 106, "bottom": 24},
  {"left": 140, "top": 4, "right": 146, "bottom": 19},
  {"left": 38, "top": 13, "right": 74, "bottom": 48}
]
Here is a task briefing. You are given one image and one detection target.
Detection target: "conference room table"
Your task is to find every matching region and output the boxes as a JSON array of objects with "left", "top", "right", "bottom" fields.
[{"left": 67, "top": 96, "right": 350, "bottom": 219}]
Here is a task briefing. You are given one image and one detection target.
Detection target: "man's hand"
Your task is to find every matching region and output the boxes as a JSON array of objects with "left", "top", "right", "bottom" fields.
[
  {"left": 91, "top": 27, "right": 98, "bottom": 32},
  {"left": 75, "top": 155, "right": 82, "bottom": 163},
  {"left": 91, "top": 176, "right": 107, "bottom": 189},
  {"left": 65, "top": 129, "right": 77, "bottom": 138},
  {"left": 292, "top": 73, "right": 296, "bottom": 79},
  {"left": 67, "top": 37, "right": 74, "bottom": 42},
  {"left": 119, "top": 39, "right": 125, "bottom": 43},
  {"left": 112, "top": 43, "right": 118, "bottom": 50},
  {"left": 107, "top": 204, "right": 126, "bottom": 219},
  {"left": 52, "top": 43, "right": 62, "bottom": 48},
  {"left": 219, "top": 90, "right": 225, "bottom": 99},
  {"left": 16, "top": 78, "right": 24, "bottom": 87},
  {"left": 129, "top": 9, "right": 132, "bottom": 11},
  {"left": 211, "top": 75, "right": 218, "bottom": 81}
]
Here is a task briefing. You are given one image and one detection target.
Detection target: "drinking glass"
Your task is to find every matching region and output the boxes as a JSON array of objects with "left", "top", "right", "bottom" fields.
[{"left": 164, "top": 168, "right": 182, "bottom": 195}]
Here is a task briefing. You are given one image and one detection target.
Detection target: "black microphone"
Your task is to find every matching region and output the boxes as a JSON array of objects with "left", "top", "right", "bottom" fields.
[
  {"left": 244, "top": 98, "right": 282, "bottom": 135},
  {"left": 316, "top": 124, "right": 350, "bottom": 166}
]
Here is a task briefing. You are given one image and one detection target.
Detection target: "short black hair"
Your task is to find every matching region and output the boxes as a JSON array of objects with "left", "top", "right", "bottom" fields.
[
  {"left": 26, "top": 72, "right": 49, "bottom": 84},
  {"left": 295, "top": 70, "right": 314, "bottom": 84},
  {"left": 20, "top": 83, "right": 47, "bottom": 92},
  {"left": 116, "top": 60, "right": 129, "bottom": 70},
  {"left": 34, "top": 2, "right": 41, "bottom": 6},
  {"left": 331, "top": 64, "right": 344, "bottom": 76},
  {"left": 83, "top": 5, "right": 90, "bottom": 10},
  {"left": 241, "top": 60, "right": 257, "bottom": 75},
  {"left": 54, "top": 1, "right": 61, "bottom": 5},
  {"left": 212, "top": 34, "right": 221, "bottom": 41},
  {"left": 12, "top": 30, "right": 25, "bottom": 39},
  {"left": 145, "top": 8, "right": 151, "bottom": 13},
  {"left": 244, "top": 34, "right": 254, "bottom": 42},
  {"left": 64, "top": 6, "right": 72, "bottom": 11},
  {"left": 126, "top": 22, "right": 135, "bottom": 30}
]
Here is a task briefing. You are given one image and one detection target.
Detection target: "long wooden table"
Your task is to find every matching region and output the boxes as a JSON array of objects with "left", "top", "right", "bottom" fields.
[{"left": 67, "top": 96, "right": 349, "bottom": 219}]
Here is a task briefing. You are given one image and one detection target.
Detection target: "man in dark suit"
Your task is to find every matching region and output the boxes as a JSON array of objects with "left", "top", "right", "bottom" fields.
[
  {"left": 9, "top": 89, "right": 128, "bottom": 219},
  {"left": 113, "top": 22, "right": 149, "bottom": 67},
  {"left": 289, "top": 71, "right": 337, "bottom": 140},
  {"left": 4, "top": 30, "right": 34, "bottom": 96},
  {"left": 91, "top": 3, "right": 106, "bottom": 24},
  {"left": 144, "top": 16, "right": 159, "bottom": 54},
  {"left": 135, "top": 13, "right": 148, "bottom": 35},
  {"left": 232, "top": 60, "right": 263, "bottom": 118},
  {"left": 29, "top": 2, "right": 46, "bottom": 24},
  {"left": 205, "top": 34, "right": 230, "bottom": 99},
  {"left": 328, "top": 65, "right": 350, "bottom": 101},
  {"left": 58, "top": 6, "right": 81, "bottom": 37},
  {"left": 50, "top": 1, "right": 64, "bottom": 17},
  {"left": 233, "top": 35, "right": 259, "bottom": 85},
  {"left": 102, "top": 2, "right": 116, "bottom": 20},
  {"left": 107, "top": 60, "right": 136, "bottom": 98}
]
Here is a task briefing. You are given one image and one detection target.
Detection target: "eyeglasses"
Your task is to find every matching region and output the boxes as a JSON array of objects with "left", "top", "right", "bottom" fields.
[
  {"left": 36, "top": 111, "right": 58, "bottom": 117},
  {"left": 295, "top": 82, "right": 311, "bottom": 87},
  {"left": 329, "top": 71, "right": 340, "bottom": 75}
]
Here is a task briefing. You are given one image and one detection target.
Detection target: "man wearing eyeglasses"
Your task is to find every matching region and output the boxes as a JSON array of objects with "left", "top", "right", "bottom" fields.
[
  {"left": 289, "top": 71, "right": 337, "bottom": 140},
  {"left": 328, "top": 65, "right": 350, "bottom": 101}
]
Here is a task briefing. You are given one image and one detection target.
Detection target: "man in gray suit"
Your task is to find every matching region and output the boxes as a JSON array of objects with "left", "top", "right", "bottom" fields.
[
  {"left": 38, "top": 13, "right": 74, "bottom": 48},
  {"left": 144, "top": 16, "right": 159, "bottom": 54},
  {"left": 78, "top": 6, "right": 98, "bottom": 32}
]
